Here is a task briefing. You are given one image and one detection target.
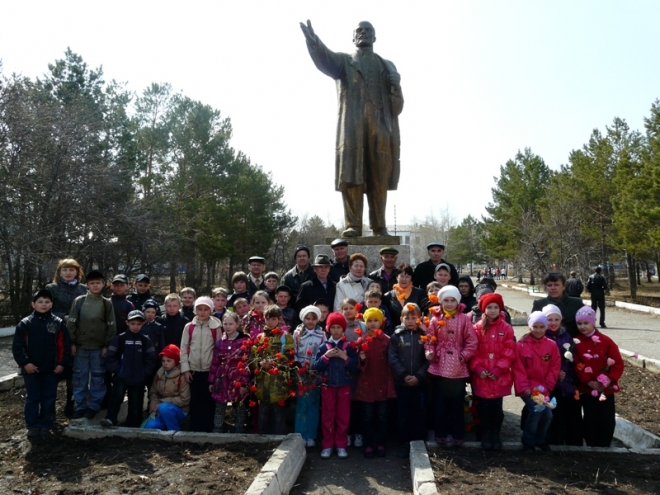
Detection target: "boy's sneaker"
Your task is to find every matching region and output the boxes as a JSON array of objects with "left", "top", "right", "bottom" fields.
[
  {"left": 337, "top": 448, "right": 348, "bottom": 459},
  {"left": 71, "top": 409, "right": 87, "bottom": 419},
  {"left": 100, "top": 418, "right": 115, "bottom": 428},
  {"left": 84, "top": 409, "right": 99, "bottom": 420},
  {"left": 364, "top": 447, "right": 374, "bottom": 459},
  {"left": 353, "top": 434, "right": 363, "bottom": 447},
  {"left": 306, "top": 439, "right": 316, "bottom": 448},
  {"left": 320, "top": 448, "right": 332, "bottom": 459}
]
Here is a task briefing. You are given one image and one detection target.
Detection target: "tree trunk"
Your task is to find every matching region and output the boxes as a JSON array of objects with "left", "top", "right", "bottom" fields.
[
  {"left": 169, "top": 261, "right": 177, "bottom": 293},
  {"left": 626, "top": 253, "right": 637, "bottom": 302}
]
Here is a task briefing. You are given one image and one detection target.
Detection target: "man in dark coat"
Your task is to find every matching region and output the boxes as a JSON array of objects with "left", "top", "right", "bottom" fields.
[
  {"left": 586, "top": 267, "right": 609, "bottom": 328},
  {"left": 329, "top": 238, "right": 350, "bottom": 283},
  {"left": 532, "top": 272, "right": 584, "bottom": 337},
  {"left": 296, "top": 254, "right": 337, "bottom": 325},
  {"left": 369, "top": 247, "right": 399, "bottom": 294},
  {"left": 301, "top": 20, "right": 403, "bottom": 237},
  {"left": 412, "top": 242, "right": 459, "bottom": 289},
  {"left": 565, "top": 271, "right": 584, "bottom": 298},
  {"left": 283, "top": 245, "right": 314, "bottom": 302}
]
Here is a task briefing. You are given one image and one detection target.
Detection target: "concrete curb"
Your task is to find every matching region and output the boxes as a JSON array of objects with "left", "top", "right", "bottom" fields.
[
  {"left": 410, "top": 440, "right": 438, "bottom": 495},
  {"left": 0, "top": 373, "right": 24, "bottom": 391},
  {"left": 614, "top": 416, "right": 660, "bottom": 449},
  {"left": 621, "top": 349, "right": 660, "bottom": 374},
  {"left": 615, "top": 300, "right": 660, "bottom": 315},
  {"left": 245, "top": 433, "right": 306, "bottom": 495},
  {"left": 426, "top": 441, "right": 632, "bottom": 453}
]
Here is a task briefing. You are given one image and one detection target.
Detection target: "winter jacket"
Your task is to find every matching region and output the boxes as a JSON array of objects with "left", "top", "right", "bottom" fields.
[
  {"left": 329, "top": 258, "right": 350, "bottom": 284},
  {"left": 129, "top": 290, "right": 158, "bottom": 314},
  {"left": 368, "top": 267, "right": 397, "bottom": 294},
  {"left": 314, "top": 339, "right": 359, "bottom": 388},
  {"left": 532, "top": 294, "right": 584, "bottom": 337},
  {"left": 424, "top": 309, "right": 478, "bottom": 379},
  {"left": 208, "top": 332, "right": 250, "bottom": 403},
  {"left": 13, "top": 311, "right": 69, "bottom": 373},
  {"left": 283, "top": 265, "right": 315, "bottom": 302},
  {"left": 180, "top": 316, "right": 222, "bottom": 373},
  {"left": 67, "top": 293, "right": 116, "bottom": 349},
  {"left": 105, "top": 330, "right": 157, "bottom": 387},
  {"left": 158, "top": 312, "right": 190, "bottom": 347},
  {"left": 111, "top": 294, "right": 134, "bottom": 335},
  {"left": 586, "top": 273, "right": 609, "bottom": 298},
  {"left": 293, "top": 325, "right": 327, "bottom": 369},
  {"left": 412, "top": 258, "right": 459, "bottom": 289},
  {"left": 227, "top": 291, "right": 250, "bottom": 311},
  {"left": 45, "top": 280, "right": 87, "bottom": 319},
  {"left": 334, "top": 274, "right": 372, "bottom": 312},
  {"left": 384, "top": 287, "right": 429, "bottom": 323},
  {"left": 295, "top": 276, "right": 336, "bottom": 319},
  {"left": 545, "top": 327, "right": 578, "bottom": 397},
  {"left": 149, "top": 366, "right": 191, "bottom": 412},
  {"left": 574, "top": 330, "right": 624, "bottom": 396},
  {"left": 354, "top": 331, "right": 396, "bottom": 402},
  {"left": 565, "top": 277, "right": 584, "bottom": 297},
  {"left": 469, "top": 314, "right": 515, "bottom": 399},
  {"left": 244, "top": 310, "right": 267, "bottom": 340},
  {"left": 251, "top": 328, "right": 295, "bottom": 403},
  {"left": 512, "top": 334, "right": 560, "bottom": 396},
  {"left": 142, "top": 320, "right": 166, "bottom": 355},
  {"left": 388, "top": 325, "right": 429, "bottom": 386},
  {"left": 181, "top": 306, "right": 195, "bottom": 322}
]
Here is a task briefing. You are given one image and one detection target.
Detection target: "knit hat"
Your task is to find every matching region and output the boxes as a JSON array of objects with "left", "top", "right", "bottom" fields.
[
  {"left": 194, "top": 296, "right": 214, "bottom": 311},
  {"left": 293, "top": 245, "right": 310, "bottom": 260},
  {"left": 575, "top": 306, "right": 596, "bottom": 326},
  {"left": 299, "top": 305, "right": 322, "bottom": 322},
  {"left": 528, "top": 311, "right": 548, "bottom": 329},
  {"left": 479, "top": 293, "right": 504, "bottom": 313},
  {"left": 142, "top": 299, "right": 160, "bottom": 311},
  {"left": 438, "top": 285, "right": 461, "bottom": 304},
  {"left": 159, "top": 344, "right": 181, "bottom": 366},
  {"left": 542, "top": 304, "right": 562, "bottom": 319},
  {"left": 32, "top": 288, "right": 53, "bottom": 303},
  {"left": 363, "top": 307, "right": 384, "bottom": 324},
  {"left": 326, "top": 312, "right": 347, "bottom": 332}
]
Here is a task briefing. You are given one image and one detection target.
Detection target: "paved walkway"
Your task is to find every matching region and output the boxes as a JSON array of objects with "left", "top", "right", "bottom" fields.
[{"left": 495, "top": 285, "right": 660, "bottom": 360}]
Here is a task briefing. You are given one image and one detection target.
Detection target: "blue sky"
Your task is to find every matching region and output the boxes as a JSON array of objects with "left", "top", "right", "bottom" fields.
[{"left": 1, "top": 1, "right": 659, "bottom": 229}]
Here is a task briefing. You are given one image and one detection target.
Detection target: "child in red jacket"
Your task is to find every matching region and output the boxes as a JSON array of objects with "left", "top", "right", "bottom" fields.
[
  {"left": 574, "top": 307, "right": 624, "bottom": 447},
  {"left": 469, "top": 293, "right": 515, "bottom": 450},
  {"left": 512, "top": 311, "right": 560, "bottom": 452}
]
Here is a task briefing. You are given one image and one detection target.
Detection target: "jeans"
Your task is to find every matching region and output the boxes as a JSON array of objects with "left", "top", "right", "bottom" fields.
[
  {"left": 214, "top": 400, "right": 248, "bottom": 433},
  {"left": 361, "top": 400, "right": 388, "bottom": 448},
  {"left": 144, "top": 403, "right": 186, "bottom": 431},
  {"left": 258, "top": 402, "right": 287, "bottom": 435},
  {"left": 295, "top": 387, "right": 320, "bottom": 440},
  {"left": 105, "top": 375, "right": 145, "bottom": 427},
  {"left": 24, "top": 372, "right": 58, "bottom": 430},
  {"left": 521, "top": 396, "right": 553, "bottom": 447},
  {"left": 591, "top": 296, "right": 606, "bottom": 325},
  {"left": 73, "top": 348, "right": 106, "bottom": 412}
]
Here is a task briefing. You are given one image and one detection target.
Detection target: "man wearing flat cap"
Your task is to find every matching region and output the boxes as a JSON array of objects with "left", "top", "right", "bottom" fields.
[
  {"left": 283, "top": 245, "right": 314, "bottom": 301},
  {"left": 412, "top": 242, "right": 459, "bottom": 289},
  {"left": 295, "top": 254, "right": 337, "bottom": 325},
  {"left": 247, "top": 256, "right": 267, "bottom": 298},
  {"left": 329, "top": 239, "right": 351, "bottom": 283},
  {"left": 369, "top": 247, "right": 399, "bottom": 294}
]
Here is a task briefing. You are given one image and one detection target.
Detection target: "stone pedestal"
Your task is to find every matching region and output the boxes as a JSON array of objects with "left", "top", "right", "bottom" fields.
[{"left": 315, "top": 236, "right": 410, "bottom": 274}]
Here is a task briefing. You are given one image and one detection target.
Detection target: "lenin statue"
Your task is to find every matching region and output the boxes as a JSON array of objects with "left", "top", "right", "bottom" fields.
[{"left": 300, "top": 20, "right": 403, "bottom": 238}]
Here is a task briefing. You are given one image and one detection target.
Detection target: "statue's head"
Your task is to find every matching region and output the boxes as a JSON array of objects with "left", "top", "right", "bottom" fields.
[{"left": 353, "top": 21, "right": 376, "bottom": 48}]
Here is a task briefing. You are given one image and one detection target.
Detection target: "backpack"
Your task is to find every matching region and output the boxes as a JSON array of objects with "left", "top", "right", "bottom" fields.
[{"left": 186, "top": 323, "right": 218, "bottom": 356}]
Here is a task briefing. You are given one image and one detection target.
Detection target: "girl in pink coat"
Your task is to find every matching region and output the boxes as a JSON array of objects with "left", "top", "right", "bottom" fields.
[
  {"left": 424, "top": 286, "right": 478, "bottom": 447},
  {"left": 512, "top": 311, "right": 560, "bottom": 452},
  {"left": 469, "top": 293, "right": 515, "bottom": 450}
]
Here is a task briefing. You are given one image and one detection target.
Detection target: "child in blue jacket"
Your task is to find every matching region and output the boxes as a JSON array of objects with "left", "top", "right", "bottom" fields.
[{"left": 314, "top": 312, "right": 358, "bottom": 460}]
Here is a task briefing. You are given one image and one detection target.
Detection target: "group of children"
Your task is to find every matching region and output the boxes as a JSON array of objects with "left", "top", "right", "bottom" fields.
[{"left": 13, "top": 262, "right": 624, "bottom": 459}]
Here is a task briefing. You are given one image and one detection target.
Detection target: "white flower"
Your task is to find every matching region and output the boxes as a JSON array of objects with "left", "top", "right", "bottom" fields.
[
  {"left": 564, "top": 351, "right": 574, "bottom": 362},
  {"left": 573, "top": 338, "right": 580, "bottom": 345},
  {"left": 563, "top": 343, "right": 571, "bottom": 350}
]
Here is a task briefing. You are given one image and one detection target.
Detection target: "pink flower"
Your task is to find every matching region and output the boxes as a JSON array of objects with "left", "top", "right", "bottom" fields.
[
  {"left": 633, "top": 352, "right": 639, "bottom": 359},
  {"left": 584, "top": 366, "right": 593, "bottom": 374},
  {"left": 596, "top": 374, "right": 609, "bottom": 386},
  {"left": 583, "top": 353, "right": 593, "bottom": 360},
  {"left": 613, "top": 385, "right": 619, "bottom": 391},
  {"left": 606, "top": 357, "right": 615, "bottom": 366},
  {"left": 599, "top": 393, "right": 607, "bottom": 402},
  {"left": 593, "top": 354, "right": 599, "bottom": 359},
  {"left": 592, "top": 335, "right": 601, "bottom": 343},
  {"left": 591, "top": 390, "right": 598, "bottom": 397}
]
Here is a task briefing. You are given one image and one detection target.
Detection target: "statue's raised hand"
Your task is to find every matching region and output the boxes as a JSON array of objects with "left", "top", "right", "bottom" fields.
[{"left": 300, "top": 20, "right": 317, "bottom": 44}]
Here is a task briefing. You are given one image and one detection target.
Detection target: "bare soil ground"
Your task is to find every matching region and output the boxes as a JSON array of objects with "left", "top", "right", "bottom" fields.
[
  {"left": 0, "top": 386, "right": 276, "bottom": 494},
  {"left": 616, "top": 364, "right": 660, "bottom": 436}
]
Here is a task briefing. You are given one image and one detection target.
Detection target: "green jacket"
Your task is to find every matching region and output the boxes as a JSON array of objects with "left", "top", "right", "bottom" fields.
[{"left": 67, "top": 293, "right": 116, "bottom": 349}]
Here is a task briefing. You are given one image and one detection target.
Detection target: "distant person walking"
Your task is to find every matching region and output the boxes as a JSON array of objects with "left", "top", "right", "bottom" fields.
[
  {"left": 565, "top": 271, "right": 584, "bottom": 298},
  {"left": 586, "top": 267, "right": 609, "bottom": 328}
]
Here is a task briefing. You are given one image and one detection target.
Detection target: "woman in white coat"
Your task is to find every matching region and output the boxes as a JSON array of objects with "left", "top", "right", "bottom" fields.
[{"left": 334, "top": 253, "right": 372, "bottom": 311}]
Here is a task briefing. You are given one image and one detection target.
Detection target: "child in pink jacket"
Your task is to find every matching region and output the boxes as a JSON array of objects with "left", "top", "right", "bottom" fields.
[
  {"left": 469, "top": 293, "right": 515, "bottom": 450},
  {"left": 424, "top": 286, "right": 477, "bottom": 447},
  {"left": 512, "top": 311, "right": 560, "bottom": 452}
]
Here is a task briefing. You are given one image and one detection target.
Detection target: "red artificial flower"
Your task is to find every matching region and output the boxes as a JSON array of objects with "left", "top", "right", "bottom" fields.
[
  {"left": 350, "top": 342, "right": 358, "bottom": 348},
  {"left": 374, "top": 329, "right": 383, "bottom": 337},
  {"left": 234, "top": 381, "right": 242, "bottom": 389},
  {"left": 287, "top": 379, "right": 293, "bottom": 385},
  {"left": 361, "top": 343, "right": 369, "bottom": 351},
  {"left": 430, "top": 336, "right": 437, "bottom": 343},
  {"left": 437, "top": 320, "right": 446, "bottom": 327},
  {"left": 278, "top": 399, "right": 286, "bottom": 406},
  {"left": 275, "top": 352, "right": 282, "bottom": 359},
  {"left": 249, "top": 400, "right": 257, "bottom": 407},
  {"left": 306, "top": 349, "right": 313, "bottom": 356},
  {"left": 423, "top": 317, "right": 430, "bottom": 325},
  {"left": 297, "top": 367, "right": 307, "bottom": 375},
  {"left": 237, "top": 362, "right": 245, "bottom": 369},
  {"left": 289, "top": 349, "right": 296, "bottom": 356},
  {"left": 249, "top": 385, "right": 258, "bottom": 393},
  {"left": 420, "top": 336, "right": 428, "bottom": 343},
  {"left": 355, "top": 303, "right": 363, "bottom": 312},
  {"left": 407, "top": 304, "right": 416, "bottom": 311},
  {"left": 289, "top": 390, "right": 296, "bottom": 398},
  {"left": 429, "top": 294, "right": 439, "bottom": 304},
  {"left": 366, "top": 336, "right": 373, "bottom": 343},
  {"left": 355, "top": 328, "right": 363, "bottom": 336},
  {"left": 269, "top": 368, "right": 279, "bottom": 375}
]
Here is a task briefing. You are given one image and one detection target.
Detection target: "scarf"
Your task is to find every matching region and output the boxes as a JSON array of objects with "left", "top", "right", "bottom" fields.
[
  {"left": 393, "top": 283, "right": 412, "bottom": 302},
  {"left": 443, "top": 308, "right": 457, "bottom": 319},
  {"left": 348, "top": 273, "right": 363, "bottom": 284}
]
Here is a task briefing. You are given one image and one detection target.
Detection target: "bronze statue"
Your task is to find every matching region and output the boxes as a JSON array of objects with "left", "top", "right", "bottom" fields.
[{"left": 300, "top": 20, "right": 403, "bottom": 238}]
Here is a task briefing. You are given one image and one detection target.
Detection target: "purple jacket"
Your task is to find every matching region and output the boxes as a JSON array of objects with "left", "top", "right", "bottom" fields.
[
  {"left": 545, "top": 327, "right": 577, "bottom": 397},
  {"left": 208, "top": 332, "right": 250, "bottom": 403}
]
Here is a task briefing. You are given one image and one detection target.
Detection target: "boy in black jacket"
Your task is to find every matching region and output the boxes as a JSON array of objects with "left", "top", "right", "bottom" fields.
[
  {"left": 101, "top": 310, "right": 157, "bottom": 428},
  {"left": 158, "top": 293, "right": 189, "bottom": 347},
  {"left": 13, "top": 289, "right": 69, "bottom": 438}
]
